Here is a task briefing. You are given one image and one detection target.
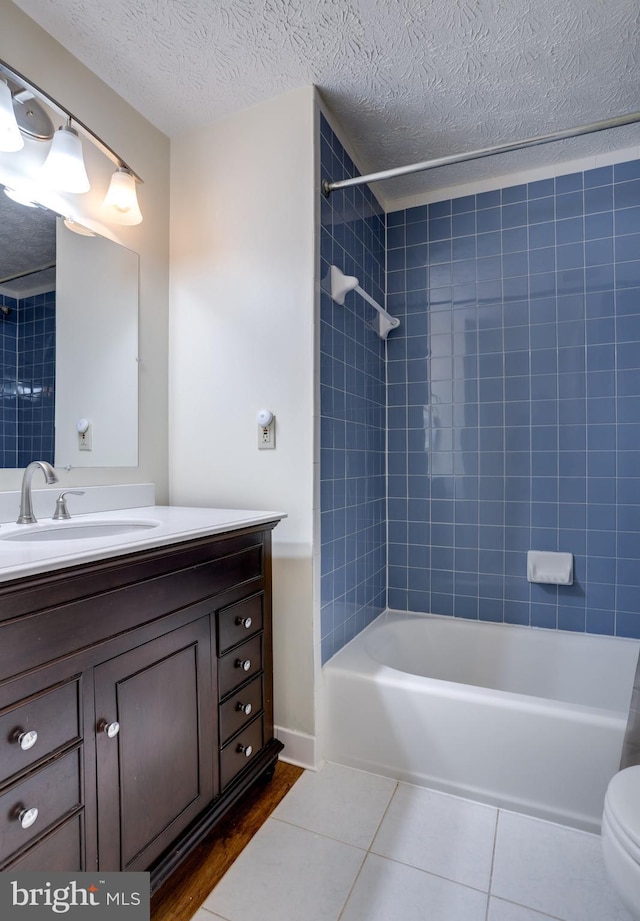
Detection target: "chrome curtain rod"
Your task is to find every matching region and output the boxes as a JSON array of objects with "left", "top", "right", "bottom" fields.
[
  {"left": 322, "top": 111, "right": 640, "bottom": 196},
  {"left": 0, "top": 262, "right": 56, "bottom": 285}
]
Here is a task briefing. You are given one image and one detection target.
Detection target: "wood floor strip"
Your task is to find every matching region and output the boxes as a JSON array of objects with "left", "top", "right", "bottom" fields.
[{"left": 151, "top": 761, "right": 304, "bottom": 921}]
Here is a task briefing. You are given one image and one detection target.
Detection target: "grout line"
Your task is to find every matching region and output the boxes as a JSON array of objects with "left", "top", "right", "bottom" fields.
[
  {"left": 363, "top": 849, "right": 495, "bottom": 896},
  {"left": 368, "top": 778, "right": 400, "bottom": 850},
  {"left": 484, "top": 808, "right": 501, "bottom": 921},
  {"left": 335, "top": 780, "right": 399, "bottom": 921},
  {"left": 269, "top": 814, "right": 368, "bottom": 850},
  {"left": 190, "top": 905, "right": 232, "bottom": 921},
  {"left": 335, "top": 851, "right": 367, "bottom": 921},
  {"left": 488, "top": 894, "right": 567, "bottom": 921}
]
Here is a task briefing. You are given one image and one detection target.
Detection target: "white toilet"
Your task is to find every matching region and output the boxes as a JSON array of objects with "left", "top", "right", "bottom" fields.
[{"left": 602, "top": 765, "right": 640, "bottom": 919}]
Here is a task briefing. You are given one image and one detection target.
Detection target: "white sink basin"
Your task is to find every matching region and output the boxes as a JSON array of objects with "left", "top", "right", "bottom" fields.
[{"left": 1, "top": 521, "right": 159, "bottom": 542}]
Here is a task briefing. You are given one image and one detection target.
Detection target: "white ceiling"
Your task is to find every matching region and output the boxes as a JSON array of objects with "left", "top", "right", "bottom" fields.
[{"left": 10, "top": 0, "right": 640, "bottom": 206}]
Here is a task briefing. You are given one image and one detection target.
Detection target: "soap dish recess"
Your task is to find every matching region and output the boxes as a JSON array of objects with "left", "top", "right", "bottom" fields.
[{"left": 527, "top": 550, "right": 573, "bottom": 585}]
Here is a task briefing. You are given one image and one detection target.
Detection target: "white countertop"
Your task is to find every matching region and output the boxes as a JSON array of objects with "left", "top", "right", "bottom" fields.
[{"left": 0, "top": 506, "right": 286, "bottom": 583}]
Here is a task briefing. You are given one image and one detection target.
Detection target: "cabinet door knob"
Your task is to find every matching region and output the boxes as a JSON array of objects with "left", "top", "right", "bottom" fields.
[
  {"left": 236, "top": 616, "right": 252, "bottom": 629},
  {"left": 18, "top": 806, "right": 39, "bottom": 829},
  {"left": 236, "top": 702, "right": 252, "bottom": 716},
  {"left": 15, "top": 729, "right": 38, "bottom": 751},
  {"left": 235, "top": 658, "right": 251, "bottom": 672},
  {"left": 237, "top": 743, "right": 253, "bottom": 758},
  {"left": 99, "top": 720, "right": 120, "bottom": 738}
]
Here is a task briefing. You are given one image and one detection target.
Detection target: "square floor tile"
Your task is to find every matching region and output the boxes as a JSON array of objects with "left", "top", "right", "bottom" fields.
[
  {"left": 371, "top": 783, "right": 498, "bottom": 890},
  {"left": 271, "top": 762, "right": 397, "bottom": 848},
  {"left": 491, "top": 810, "right": 634, "bottom": 921},
  {"left": 340, "top": 853, "right": 488, "bottom": 921},
  {"left": 202, "top": 817, "right": 365, "bottom": 921}
]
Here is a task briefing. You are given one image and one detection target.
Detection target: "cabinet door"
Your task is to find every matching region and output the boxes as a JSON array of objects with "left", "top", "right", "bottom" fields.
[{"left": 94, "top": 617, "right": 214, "bottom": 872}]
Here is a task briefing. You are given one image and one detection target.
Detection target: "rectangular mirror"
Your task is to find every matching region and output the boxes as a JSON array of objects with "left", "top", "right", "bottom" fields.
[{"left": 0, "top": 187, "right": 139, "bottom": 468}]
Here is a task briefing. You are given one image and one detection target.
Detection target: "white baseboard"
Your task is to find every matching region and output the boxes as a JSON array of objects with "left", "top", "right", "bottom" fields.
[{"left": 275, "top": 726, "right": 323, "bottom": 771}]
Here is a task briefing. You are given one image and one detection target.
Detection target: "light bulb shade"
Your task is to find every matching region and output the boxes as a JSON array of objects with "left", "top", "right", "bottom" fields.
[
  {"left": 102, "top": 167, "right": 143, "bottom": 225},
  {"left": 41, "top": 124, "right": 90, "bottom": 193},
  {"left": 0, "top": 79, "right": 24, "bottom": 152}
]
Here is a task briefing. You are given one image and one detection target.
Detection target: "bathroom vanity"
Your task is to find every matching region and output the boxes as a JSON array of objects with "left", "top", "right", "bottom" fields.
[{"left": 0, "top": 506, "right": 284, "bottom": 892}]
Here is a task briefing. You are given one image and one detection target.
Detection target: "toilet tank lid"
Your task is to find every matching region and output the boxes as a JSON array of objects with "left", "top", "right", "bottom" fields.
[{"left": 606, "top": 766, "right": 640, "bottom": 850}]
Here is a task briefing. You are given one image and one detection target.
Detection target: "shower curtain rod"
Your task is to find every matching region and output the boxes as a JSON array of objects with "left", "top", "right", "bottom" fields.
[
  {"left": 321, "top": 111, "right": 640, "bottom": 196},
  {"left": 0, "top": 262, "right": 56, "bottom": 285}
]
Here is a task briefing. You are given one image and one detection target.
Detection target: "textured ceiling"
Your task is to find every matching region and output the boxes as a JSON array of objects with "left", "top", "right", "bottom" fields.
[
  {"left": 9, "top": 0, "right": 640, "bottom": 205},
  {"left": 0, "top": 193, "right": 55, "bottom": 295}
]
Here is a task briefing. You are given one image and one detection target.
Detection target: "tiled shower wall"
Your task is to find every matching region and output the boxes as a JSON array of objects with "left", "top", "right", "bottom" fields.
[
  {"left": 387, "top": 159, "right": 640, "bottom": 639},
  {"left": 0, "top": 290, "right": 55, "bottom": 467},
  {"left": 0, "top": 292, "right": 18, "bottom": 468},
  {"left": 17, "top": 290, "right": 56, "bottom": 467},
  {"left": 319, "top": 114, "right": 386, "bottom": 662}
]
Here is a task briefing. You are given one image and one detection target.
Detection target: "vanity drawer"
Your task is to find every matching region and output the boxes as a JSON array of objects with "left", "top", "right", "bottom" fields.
[
  {"left": 5, "top": 812, "right": 83, "bottom": 871},
  {"left": 218, "top": 635, "right": 263, "bottom": 698},
  {"left": 219, "top": 674, "right": 263, "bottom": 746},
  {"left": 220, "top": 716, "right": 264, "bottom": 790},
  {"left": 217, "top": 594, "right": 263, "bottom": 654},
  {"left": 0, "top": 748, "right": 82, "bottom": 864},
  {"left": 0, "top": 680, "right": 80, "bottom": 785}
]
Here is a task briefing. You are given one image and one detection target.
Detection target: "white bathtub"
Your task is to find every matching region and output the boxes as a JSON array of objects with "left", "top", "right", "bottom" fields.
[{"left": 323, "top": 611, "right": 640, "bottom": 832}]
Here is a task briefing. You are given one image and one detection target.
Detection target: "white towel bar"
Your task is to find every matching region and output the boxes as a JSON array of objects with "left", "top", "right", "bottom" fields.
[{"left": 329, "top": 265, "right": 400, "bottom": 340}]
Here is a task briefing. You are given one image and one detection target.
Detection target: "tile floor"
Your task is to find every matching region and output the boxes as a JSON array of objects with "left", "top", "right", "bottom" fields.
[{"left": 190, "top": 762, "right": 633, "bottom": 921}]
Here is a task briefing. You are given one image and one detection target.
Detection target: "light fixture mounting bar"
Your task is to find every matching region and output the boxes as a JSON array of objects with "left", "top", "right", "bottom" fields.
[{"left": 0, "top": 57, "right": 142, "bottom": 184}]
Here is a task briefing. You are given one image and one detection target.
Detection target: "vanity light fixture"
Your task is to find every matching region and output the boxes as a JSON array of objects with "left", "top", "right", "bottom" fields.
[
  {"left": 40, "top": 120, "right": 91, "bottom": 194},
  {"left": 0, "top": 57, "right": 143, "bottom": 223},
  {"left": 102, "top": 166, "right": 143, "bottom": 225},
  {"left": 0, "top": 78, "right": 24, "bottom": 152}
]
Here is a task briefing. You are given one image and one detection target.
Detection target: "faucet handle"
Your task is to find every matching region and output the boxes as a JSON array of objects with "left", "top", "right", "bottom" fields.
[{"left": 52, "top": 490, "right": 85, "bottom": 521}]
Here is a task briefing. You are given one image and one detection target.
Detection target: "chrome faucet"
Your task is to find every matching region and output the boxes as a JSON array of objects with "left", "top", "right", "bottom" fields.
[{"left": 17, "top": 461, "right": 58, "bottom": 524}]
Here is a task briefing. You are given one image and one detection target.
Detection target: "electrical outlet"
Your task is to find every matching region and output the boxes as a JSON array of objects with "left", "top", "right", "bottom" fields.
[
  {"left": 78, "top": 423, "right": 92, "bottom": 451},
  {"left": 258, "top": 416, "right": 275, "bottom": 450}
]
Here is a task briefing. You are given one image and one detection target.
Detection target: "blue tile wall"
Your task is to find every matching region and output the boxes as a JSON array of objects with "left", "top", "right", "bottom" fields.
[
  {"left": 0, "top": 293, "right": 18, "bottom": 468},
  {"left": 319, "top": 114, "right": 386, "bottom": 662},
  {"left": 17, "top": 290, "right": 56, "bottom": 467},
  {"left": 387, "top": 159, "right": 640, "bottom": 639},
  {"left": 0, "top": 291, "right": 55, "bottom": 468}
]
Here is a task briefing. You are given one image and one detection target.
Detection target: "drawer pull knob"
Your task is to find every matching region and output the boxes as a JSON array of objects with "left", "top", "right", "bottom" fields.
[
  {"left": 16, "top": 730, "right": 38, "bottom": 751},
  {"left": 236, "top": 658, "right": 252, "bottom": 672},
  {"left": 236, "top": 702, "right": 252, "bottom": 716},
  {"left": 99, "top": 720, "right": 120, "bottom": 738},
  {"left": 236, "top": 616, "right": 253, "bottom": 629},
  {"left": 18, "top": 806, "right": 39, "bottom": 829},
  {"left": 237, "top": 743, "right": 253, "bottom": 758}
]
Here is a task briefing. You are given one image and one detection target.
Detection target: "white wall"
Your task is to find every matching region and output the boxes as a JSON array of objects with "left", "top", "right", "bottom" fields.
[
  {"left": 169, "top": 87, "right": 319, "bottom": 752},
  {"left": 0, "top": 3, "right": 170, "bottom": 498}
]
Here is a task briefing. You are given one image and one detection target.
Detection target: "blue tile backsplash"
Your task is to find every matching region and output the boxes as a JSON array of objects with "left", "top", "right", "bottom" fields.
[
  {"left": 319, "top": 114, "right": 386, "bottom": 662},
  {"left": 0, "top": 290, "right": 55, "bottom": 467},
  {"left": 387, "top": 159, "right": 640, "bottom": 640},
  {"left": 320, "top": 109, "right": 640, "bottom": 658}
]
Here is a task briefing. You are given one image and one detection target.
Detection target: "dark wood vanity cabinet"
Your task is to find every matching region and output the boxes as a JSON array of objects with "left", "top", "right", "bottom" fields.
[
  {"left": 0, "top": 521, "right": 283, "bottom": 891},
  {"left": 94, "top": 617, "right": 215, "bottom": 873}
]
